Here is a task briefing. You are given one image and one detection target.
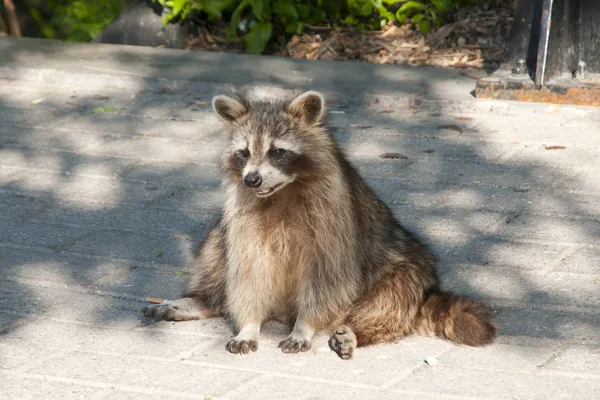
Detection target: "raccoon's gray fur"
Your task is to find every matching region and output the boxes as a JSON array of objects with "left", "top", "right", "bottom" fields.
[{"left": 141, "top": 91, "right": 496, "bottom": 359}]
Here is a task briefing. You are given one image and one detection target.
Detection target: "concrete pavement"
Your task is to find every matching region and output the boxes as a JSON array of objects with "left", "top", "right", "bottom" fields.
[{"left": 0, "top": 37, "right": 599, "bottom": 399}]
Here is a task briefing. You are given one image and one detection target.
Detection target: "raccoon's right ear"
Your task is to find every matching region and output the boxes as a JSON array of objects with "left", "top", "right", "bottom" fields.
[{"left": 212, "top": 95, "right": 249, "bottom": 124}]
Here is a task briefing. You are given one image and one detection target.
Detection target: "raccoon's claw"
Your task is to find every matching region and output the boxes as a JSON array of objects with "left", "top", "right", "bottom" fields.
[
  {"left": 329, "top": 325, "right": 357, "bottom": 360},
  {"left": 226, "top": 338, "right": 258, "bottom": 355},
  {"left": 141, "top": 304, "right": 180, "bottom": 320},
  {"left": 278, "top": 337, "right": 312, "bottom": 353},
  {"left": 140, "top": 298, "right": 206, "bottom": 321}
]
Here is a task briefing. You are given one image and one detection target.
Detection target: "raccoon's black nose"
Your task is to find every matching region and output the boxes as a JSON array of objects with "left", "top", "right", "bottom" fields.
[{"left": 244, "top": 172, "right": 262, "bottom": 188}]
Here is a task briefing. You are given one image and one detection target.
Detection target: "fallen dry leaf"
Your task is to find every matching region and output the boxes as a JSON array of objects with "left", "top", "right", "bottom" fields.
[
  {"left": 146, "top": 297, "right": 164, "bottom": 304},
  {"left": 543, "top": 145, "right": 566, "bottom": 150},
  {"left": 437, "top": 124, "right": 464, "bottom": 133},
  {"left": 379, "top": 153, "right": 409, "bottom": 159}
]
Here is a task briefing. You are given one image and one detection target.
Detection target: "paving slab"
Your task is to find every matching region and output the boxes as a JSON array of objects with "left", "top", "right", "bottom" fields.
[{"left": 0, "top": 36, "right": 599, "bottom": 400}]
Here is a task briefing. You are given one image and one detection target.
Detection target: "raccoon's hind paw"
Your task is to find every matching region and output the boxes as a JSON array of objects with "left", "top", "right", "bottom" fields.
[
  {"left": 226, "top": 338, "right": 258, "bottom": 355},
  {"left": 140, "top": 298, "right": 205, "bottom": 321},
  {"left": 278, "top": 337, "right": 312, "bottom": 353},
  {"left": 329, "top": 325, "right": 357, "bottom": 360}
]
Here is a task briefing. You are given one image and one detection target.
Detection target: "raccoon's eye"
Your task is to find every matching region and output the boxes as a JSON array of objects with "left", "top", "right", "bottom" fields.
[
  {"left": 235, "top": 149, "right": 250, "bottom": 159},
  {"left": 270, "top": 148, "right": 286, "bottom": 157}
]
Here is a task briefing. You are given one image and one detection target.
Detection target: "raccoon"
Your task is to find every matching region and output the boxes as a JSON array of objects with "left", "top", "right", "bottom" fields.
[{"left": 141, "top": 91, "right": 496, "bottom": 359}]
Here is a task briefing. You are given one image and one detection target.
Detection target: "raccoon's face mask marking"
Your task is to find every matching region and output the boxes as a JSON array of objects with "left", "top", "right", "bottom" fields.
[
  {"left": 213, "top": 91, "right": 324, "bottom": 198},
  {"left": 234, "top": 140, "right": 301, "bottom": 198}
]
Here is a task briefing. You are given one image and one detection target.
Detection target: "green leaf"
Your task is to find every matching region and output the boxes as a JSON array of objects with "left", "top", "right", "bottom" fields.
[
  {"left": 245, "top": 22, "right": 272, "bottom": 54},
  {"left": 274, "top": 0, "right": 298, "bottom": 19},
  {"left": 342, "top": 15, "right": 358, "bottom": 26},
  {"left": 284, "top": 20, "right": 301, "bottom": 34},
  {"left": 93, "top": 106, "right": 125, "bottom": 113},
  {"left": 203, "top": 5, "right": 223, "bottom": 19},
  {"left": 360, "top": 1, "right": 374, "bottom": 16},
  {"left": 201, "top": 0, "right": 236, "bottom": 18},
  {"left": 180, "top": 3, "right": 192, "bottom": 20},
  {"left": 397, "top": 1, "right": 426, "bottom": 14},
  {"left": 249, "top": 0, "right": 266, "bottom": 21},
  {"left": 411, "top": 13, "right": 425, "bottom": 23},
  {"left": 418, "top": 19, "right": 431, "bottom": 34},
  {"left": 310, "top": 9, "right": 327, "bottom": 24},
  {"left": 296, "top": 4, "right": 310, "bottom": 19},
  {"left": 229, "top": 0, "right": 249, "bottom": 38},
  {"left": 189, "top": 2, "right": 203, "bottom": 12},
  {"left": 377, "top": 5, "right": 395, "bottom": 21},
  {"left": 161, "top": 13, "right": 173, "bottom": 27},
  {"left": 395, "top": 11, "right": 408, "bottom": 23},
  {"left": 170, "top": 0, "right": 187, "bottom": 17},
  {"left": 431, "top": 0, "right": 452, "bottom": 13}
]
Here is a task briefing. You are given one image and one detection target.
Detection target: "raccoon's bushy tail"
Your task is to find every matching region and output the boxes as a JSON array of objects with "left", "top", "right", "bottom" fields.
[{"left": 415, "top": 291, "right": 496, "bottom": 346}]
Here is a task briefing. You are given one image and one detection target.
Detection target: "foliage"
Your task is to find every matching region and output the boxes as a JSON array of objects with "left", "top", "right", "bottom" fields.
[
  {"left": 23, "top": 0, "right": 480, "bottom": 49},
  {"left": 26, "top": 0, "right": 124, "bottom": 42},
  {"left": 155, "top": 0, "right": 479, "bottom": 54}
]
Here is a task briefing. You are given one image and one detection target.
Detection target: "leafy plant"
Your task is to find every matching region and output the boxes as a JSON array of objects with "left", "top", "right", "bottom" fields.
[
  {"left": 154, "top": 0, "right": 479, "bottom": 53},
  {"left": 23, "top": 0, "right": 479, "bottom": 46},
  {"left": 156, "top": 0, "right": 238, "bottom": 23},
  {"left": 394, "top": 0, "right": 458, "bottom": 34},
  {"left": 26, "top": 0, "right": 124, "bottom": 42},
  {"left": 155, "top": 0, "right": 334, "bottom": 53}
]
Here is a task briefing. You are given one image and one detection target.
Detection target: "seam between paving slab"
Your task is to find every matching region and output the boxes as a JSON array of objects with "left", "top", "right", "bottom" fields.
[{"left": 0, "top": 370, "right": 210, "bottom": 400}]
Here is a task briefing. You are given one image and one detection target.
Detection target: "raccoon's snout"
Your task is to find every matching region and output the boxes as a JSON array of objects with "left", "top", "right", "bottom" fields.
[{"left": 244, "top": 172, "right": 262, "bottom": 188}]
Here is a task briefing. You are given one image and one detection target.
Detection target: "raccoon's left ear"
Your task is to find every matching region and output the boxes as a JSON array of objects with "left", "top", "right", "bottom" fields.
[{"left": 285, "top": 91, "right": 325, "bottom": 126}]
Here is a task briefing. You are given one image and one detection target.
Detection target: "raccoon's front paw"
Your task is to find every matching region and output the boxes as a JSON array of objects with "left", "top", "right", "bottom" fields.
[
  {"left": 226, "top": 338, "right": 258, "bottom": 355},
  {"left": 329, "top": 325, "right": 357, "bottom": 360},
  {"left": 278, "top": 337, "right": 312, "bottom": 353}
]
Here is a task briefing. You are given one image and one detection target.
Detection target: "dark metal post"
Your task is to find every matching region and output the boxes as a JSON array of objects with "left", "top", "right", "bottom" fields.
[{"left": 535, "top": 0, "right": 553, "bottom": 86}]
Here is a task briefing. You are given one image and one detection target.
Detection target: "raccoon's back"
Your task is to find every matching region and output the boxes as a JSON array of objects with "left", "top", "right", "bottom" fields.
[{"left": 335, "top": 149, "right": 436, "bottom": 277}]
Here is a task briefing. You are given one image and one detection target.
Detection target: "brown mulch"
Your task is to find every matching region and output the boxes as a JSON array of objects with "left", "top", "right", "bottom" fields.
[{"left": 185, "top": 1, "right": 514, "bottom": 70}]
